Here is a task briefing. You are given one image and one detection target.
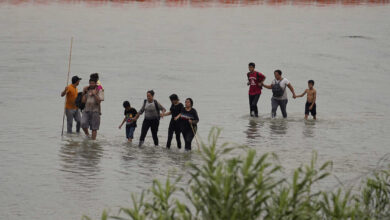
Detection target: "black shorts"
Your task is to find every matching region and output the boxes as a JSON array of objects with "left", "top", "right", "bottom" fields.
[{"left": 305, "top": 102, "right": 317, "bottom": 116}]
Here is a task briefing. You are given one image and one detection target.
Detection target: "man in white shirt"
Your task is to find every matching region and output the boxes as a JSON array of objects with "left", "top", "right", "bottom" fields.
[{"left": 263, "top": 70, "right": 296, "bottom": 118}]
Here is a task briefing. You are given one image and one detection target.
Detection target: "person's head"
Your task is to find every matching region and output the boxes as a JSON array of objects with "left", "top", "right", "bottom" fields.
[
  {"left": 147, "top": 90, "right": 155, "bottom": 102},
  {"left": 248, "top": 62, "right": 255, "bottom": 72},
  {"left": 169, "top": 94, "right": 179, "bottom": 104},
  {"left": 123, "top": 101, "right": 131, "bottom": 110},
  {"left": 71, "top": 76, "right": 81, "bottom": 86},
  {"left": 274, "top": 69, "right": 282, "bottom": 80},
  {"left": 308, "top": 80, "right": 315, "bottom": 89},
  {"left": 89, "top": 78, "right": 97, "bottom": 88},
  {"left": 185, "top": 98, "right": 193, "bottom": 108},
  {"left": 90, "top": 73, "right": 99, "bottom": 81}
]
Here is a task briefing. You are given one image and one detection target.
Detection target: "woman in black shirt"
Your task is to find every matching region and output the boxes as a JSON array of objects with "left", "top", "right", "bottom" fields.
[
  {"left": 161, "top": 94, "right": 184, "bottom": 149},
  {"left": 174, "top": 98, "right": 199, "bottom": 151}
]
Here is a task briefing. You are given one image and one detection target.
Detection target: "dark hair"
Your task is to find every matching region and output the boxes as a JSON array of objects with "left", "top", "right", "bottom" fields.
[
  {"left": 72, "top": 77, "right": 79, "bottom": 84},
  {"left": 308, "top": 80, "right": 315, "bottom": 85},
  {"left": 186, "top": 98, "right": 194, "bottom": 107},
  {"left": 248, "top": 62, "right": 255, "bottom": 68},
  {"left": 274, "top": 70, "right": 282, "bottom": 76},
  {"left": 90, "top": 73, "right": 99, "bottom": 81},
  {"left": 147, "top": 90, "right": 155, "bottom": 97},
  {"left": 123, "top": 101, "right": 130, "bottom": 108},
  {"left": 89, "top": 78, "right": 97, "bottom": 83},
  {"left": 169, "top": 94, "right": 179, "bottom": 101}
]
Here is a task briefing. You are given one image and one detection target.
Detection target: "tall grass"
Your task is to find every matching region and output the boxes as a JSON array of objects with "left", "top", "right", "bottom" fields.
[{"left": 83, "top": 128, "right": 390, "bottom": 220}]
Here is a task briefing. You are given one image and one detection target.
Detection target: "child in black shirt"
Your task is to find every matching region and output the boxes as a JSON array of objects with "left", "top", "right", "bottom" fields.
[{"left": 119, "top": 101, "right": 138, "bottom": 142}]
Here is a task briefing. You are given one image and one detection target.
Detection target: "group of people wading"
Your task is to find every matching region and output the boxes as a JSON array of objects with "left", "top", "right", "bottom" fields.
[
  {"left": 118, "top": 91, "right": 199, "bottom": 151},
  {"left": 246, "top": 62, "right": 317, "bottom": 120},
  {"left": 61, "top": 73, "right": 199, "bottom": 151},
  {"left": 61, "top": 63, "right": 317, "bottom": 151}
]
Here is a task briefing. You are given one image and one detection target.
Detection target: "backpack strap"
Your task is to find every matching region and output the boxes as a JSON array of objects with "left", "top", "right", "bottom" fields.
[{"left": 154, "top": 100, "right": 160, "bottom": 119}]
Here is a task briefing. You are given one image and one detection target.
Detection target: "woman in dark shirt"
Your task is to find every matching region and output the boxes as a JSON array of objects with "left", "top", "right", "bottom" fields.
[
  {"left": 174, "top": 98, "right": 199, "bottom": 151},
  {"left": 161, "top": 94, "right": 184, "bottom": 149}
]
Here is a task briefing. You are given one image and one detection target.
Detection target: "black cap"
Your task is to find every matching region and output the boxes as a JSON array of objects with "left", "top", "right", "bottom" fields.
[{"left": 72, "top": 76, "right": 82, "bottom": 84}]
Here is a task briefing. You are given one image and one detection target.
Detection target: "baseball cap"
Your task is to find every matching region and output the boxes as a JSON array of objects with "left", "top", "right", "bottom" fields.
[{"left": 72, "top": 76, "right": 82, "bottom": 84}]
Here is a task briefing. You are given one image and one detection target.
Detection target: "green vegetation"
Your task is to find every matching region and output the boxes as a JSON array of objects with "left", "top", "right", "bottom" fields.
[{"left": 83, "top": 128, "right": 390, "bottom": 220}]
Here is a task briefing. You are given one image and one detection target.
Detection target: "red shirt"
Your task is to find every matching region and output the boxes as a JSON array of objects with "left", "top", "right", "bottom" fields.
[{"left": 248, "top": 71, "right": 265, "bottom": 95}]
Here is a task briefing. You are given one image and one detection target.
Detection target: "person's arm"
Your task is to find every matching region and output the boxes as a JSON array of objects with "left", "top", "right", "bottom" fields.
[
  {"left": 162, "top": 111, "right": 172, "bottom": 117},
  {"left": 258, "top": 75, "right": 266, "bottom": 87},
  {"left": 263, "top": 83, "right": 272, "bottom": 89},
  {"left": 92, "top": 89, "right": 103, "bottom": 103},
  {"left": 158, "top": 102, "right": 166, "bottom": 118},
  {"left": 160, "top": 103, "right": 166, "bottom": 114},
  {"left": 189, "top": 110, "right": 199, "bottom": 125},
  {"left": 61, "top": 86, "right": 68, "bottom": 97},
  {"left": 296, "top": 89, "right": 307, "bottom": 98},
  {"left": 81, "top": 92, "right": 87, "bottom": 104},
  {"left": 287, "top": 83, "right": 297, "bottom": 99},
  {"left": 118, "top": 117, "right": 126, "bottom": 129},
  {"left": 81, "top": 86, "right": 88, "bottom": 103},
  {"left": 132, "top": 109, "right": 139, "bottom": 121},
  {"left": 310, "top": 90, "right": 317, "bottom": 110},
  {"left": 174, "top": 113, "right": 181, "bottom": 121},
  {"left": 134, "top": 103, "right": 145, "bottom": 120}
]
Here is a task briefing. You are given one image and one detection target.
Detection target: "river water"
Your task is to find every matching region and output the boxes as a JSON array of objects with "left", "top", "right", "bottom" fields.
[{"left": 0, "top": 1, "right": 390, "bottom": 219}]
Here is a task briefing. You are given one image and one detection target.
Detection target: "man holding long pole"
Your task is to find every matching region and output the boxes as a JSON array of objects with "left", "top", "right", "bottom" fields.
[{"left": 61, "top": 76, "right": 82, "bottom": 133}]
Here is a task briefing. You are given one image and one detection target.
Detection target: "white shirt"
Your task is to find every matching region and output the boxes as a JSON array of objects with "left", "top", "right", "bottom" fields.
[{"left": 272, "top": 78, "right": 290, "bottom": 100}]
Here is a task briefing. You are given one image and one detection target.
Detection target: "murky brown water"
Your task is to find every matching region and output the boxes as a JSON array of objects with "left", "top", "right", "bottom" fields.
[{"left": 0, "top": 1, "right": 390, "bottom": 219}]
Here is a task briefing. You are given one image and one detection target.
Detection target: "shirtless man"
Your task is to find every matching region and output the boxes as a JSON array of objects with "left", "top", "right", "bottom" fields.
[{"left": 296, "top": 80, "right": 317, "bottom": 120}]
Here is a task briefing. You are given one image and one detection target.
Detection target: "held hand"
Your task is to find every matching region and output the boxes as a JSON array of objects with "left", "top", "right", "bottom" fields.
[
  {"left": 293, "top": 94, "right": 297, "bottom": 99},
  {"left": 309, "top": 106, "right": 313, "bottom": 110}
]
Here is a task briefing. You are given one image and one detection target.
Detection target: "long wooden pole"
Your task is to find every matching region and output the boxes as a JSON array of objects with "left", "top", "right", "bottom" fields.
[
  {"left": 190, "top": 122, "right": 200, "bottom": 152},
  {"left": 61, "top": 37, "right": 74, "bottom": 136}
]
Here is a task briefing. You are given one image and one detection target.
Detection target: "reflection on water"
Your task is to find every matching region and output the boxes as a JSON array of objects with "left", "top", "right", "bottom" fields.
[
  {"left": 303, "top": 120, "right": 316, "bottom": 138},
  {"left": 59, "top": 138, "right": 103, "bottom": 183},
  {"left": 269, "top": 119, "right": 288, "bottom": 137},
  {"left": 245, "top": 118, "right": 263, "bottom": 142},
  {"left": 121, "top": 142, "right": 137, "bottom": 162},
  {"left": 2, "top": 0, "right": 389, "bottom": 7}
]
